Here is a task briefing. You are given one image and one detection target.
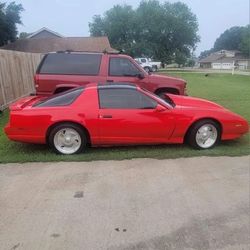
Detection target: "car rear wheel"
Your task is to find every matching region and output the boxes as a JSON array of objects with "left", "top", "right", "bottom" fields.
[
  {"left": 187, "top": 120, "right": 221, "bottom": 149},
  {"left": 49, "top": 123, "right": 86, "bottom": 154}
]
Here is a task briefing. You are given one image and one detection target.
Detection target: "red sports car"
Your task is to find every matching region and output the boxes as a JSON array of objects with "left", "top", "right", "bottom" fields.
[{"left": 4, "top": 83, "right": 249, "bottom": 155}]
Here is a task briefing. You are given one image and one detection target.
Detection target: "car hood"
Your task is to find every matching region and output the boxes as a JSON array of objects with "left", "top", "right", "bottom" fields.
[
  {"left": 148, "top": 74, "right": 186, "bottom": 85},
  {"left": 168, "top": 94, "right": 225, "bottom": 110}
]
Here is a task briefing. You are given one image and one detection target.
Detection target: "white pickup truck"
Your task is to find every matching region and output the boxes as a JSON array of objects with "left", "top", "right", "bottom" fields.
[{"left": 134, "top": 57, "right": 162, "bottom": 72}]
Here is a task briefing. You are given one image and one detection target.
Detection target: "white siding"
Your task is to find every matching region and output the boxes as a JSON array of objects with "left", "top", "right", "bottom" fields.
[
  {"left": 212, "top": 63, "right": 234, "bottom": 69},
  {"left": 237, "top": 60, "right": 249, "bottom": 70}
]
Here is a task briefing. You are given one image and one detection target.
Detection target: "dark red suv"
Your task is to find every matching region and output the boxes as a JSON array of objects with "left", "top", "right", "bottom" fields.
[{"left": 35, "top": 51, "right": 187, "bottom": 96}]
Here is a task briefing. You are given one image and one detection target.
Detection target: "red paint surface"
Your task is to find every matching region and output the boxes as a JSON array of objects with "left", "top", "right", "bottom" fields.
[
  {"left": 35, "top": 54, "right": 187, "bottom": 96},
  {"left": 4, "top": 84, "right": 249, "bottom": 148}
]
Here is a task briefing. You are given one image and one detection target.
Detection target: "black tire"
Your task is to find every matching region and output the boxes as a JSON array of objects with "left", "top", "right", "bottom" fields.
[
  {"left": 48, "top": 123, "right": 87, "bottom": 155},
  {"left": 152, "top": 65, "right": 157, "bottom": 72},
  {"left": 144, "top": 66, "right": 151, "bottom": 73},
  {"left": 186, "top": 119, "right": 221, "bottom": 149}
]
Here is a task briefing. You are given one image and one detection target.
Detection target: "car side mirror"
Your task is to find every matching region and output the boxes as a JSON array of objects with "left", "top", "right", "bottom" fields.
[
  {"left": 137, "top": 73, "right": 145, "bottom": 79},
  {"left": 155, "top": 104, "right": 166, "bottom": 112}
]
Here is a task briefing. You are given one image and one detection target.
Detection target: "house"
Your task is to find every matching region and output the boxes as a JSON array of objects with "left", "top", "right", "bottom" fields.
[
  {"left": 199, "top": 50, "right": 250, "bottom": 70},
  {"left": 1, "top": 27, "right": 117, "bottom": 53},
  {"left": 26, "top": 27, "right": 64, "bottom": 39}
]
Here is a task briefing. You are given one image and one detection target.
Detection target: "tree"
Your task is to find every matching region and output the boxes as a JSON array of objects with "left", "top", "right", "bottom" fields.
[
  {"left": 199, "top": 49, "right": 213, "bottom": 59},
  {"left": 89, "top": 5, "right": 136, "bottom": 55},
  {"left": 89, "top": 0, "right": 200, "bottom": 63},
  {"left": 199, "top": 25, "right": 250, "bottom": 58},
  {"left": 186, "top": 58, "right": 195, "bottom": 67},
  {"left": 240, "top": 25, "right": 250, "bottom": 56},
  {"left": 175, "top": 50, "right": 187, "bottom": 67},
  {"left": 213, "top": 26, "right": 245, "bottom": 51},
  {"left": 19, "top": 32, "right": 31, "bottom": 39},
  {"left": 0, "top": 1, "right": 24, "bottom": 46}
]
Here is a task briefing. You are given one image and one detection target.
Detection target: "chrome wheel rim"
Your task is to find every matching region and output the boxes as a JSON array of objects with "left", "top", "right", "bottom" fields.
[
  {"left": 54, "top": 128, "right": 81, "bottom": 154},
  {"left": 195, "top": 124, "right": 218, "bottom": 149}
]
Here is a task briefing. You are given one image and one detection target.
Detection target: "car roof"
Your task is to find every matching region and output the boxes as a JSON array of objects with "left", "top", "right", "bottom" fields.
[
  {"left": 97, "top": 82, "right": 137, "bottom": 89},
  {"left": 46, "top": 50, "right": 119, "bottom": 55}
]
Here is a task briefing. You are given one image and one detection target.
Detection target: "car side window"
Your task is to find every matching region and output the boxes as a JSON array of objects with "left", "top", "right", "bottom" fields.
[
  {"left": 39, "top": 53, "right": 102, "bottom": 75},
  {"left": 109, "top": 58, "right": 141, "bottom": 77},
  {"left": 99, "top": 88, "right": 157, "bottom": 109}
]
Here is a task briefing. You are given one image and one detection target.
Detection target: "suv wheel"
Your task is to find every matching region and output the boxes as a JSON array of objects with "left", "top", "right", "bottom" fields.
[{"left": 144, "top": 66, "right": 151, "bottom": 73}]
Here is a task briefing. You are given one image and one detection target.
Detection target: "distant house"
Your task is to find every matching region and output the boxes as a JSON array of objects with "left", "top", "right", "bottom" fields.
[
  {"left": 26, "top": 27, "right": 64, "bottom": 39},
  {"left": 199, "top": 50, "right": 250, "bottom": 70},
  {"left": 1, "top": 27, "right": 117, "bottom": 53}
]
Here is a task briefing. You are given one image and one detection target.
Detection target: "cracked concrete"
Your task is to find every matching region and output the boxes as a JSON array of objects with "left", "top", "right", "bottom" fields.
[{"left": 0, "top": 156, "right": 249, "bottom": 250}]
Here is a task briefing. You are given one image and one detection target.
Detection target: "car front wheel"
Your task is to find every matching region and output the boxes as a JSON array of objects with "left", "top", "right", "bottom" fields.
[
  {"left": 187, "top": 120, "right": 221, "bottom": 149},
  {"left": 49, "top": 123, "right": 86, "bottom": 154}
]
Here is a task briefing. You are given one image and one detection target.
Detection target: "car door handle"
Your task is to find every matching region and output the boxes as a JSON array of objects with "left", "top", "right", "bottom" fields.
[{"left": 99, "top": 115, "right": 113, "bottom": 119}]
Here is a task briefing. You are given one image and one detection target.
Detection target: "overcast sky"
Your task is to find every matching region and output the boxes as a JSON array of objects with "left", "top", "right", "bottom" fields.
[{"left": 5, "top": 0, "right": 250, "bottom": 55}]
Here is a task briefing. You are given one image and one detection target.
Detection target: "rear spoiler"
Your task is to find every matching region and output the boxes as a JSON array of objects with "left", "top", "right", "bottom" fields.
[{"left": 9, "top": 96, "right": 41, "bottom": 111}]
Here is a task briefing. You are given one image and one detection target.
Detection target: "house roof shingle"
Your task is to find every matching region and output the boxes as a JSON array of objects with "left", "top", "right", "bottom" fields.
[
  {"left": 199, "top": 54, "right": 224, "bottom": 63},
  {"left": 199, "top": 50, "right": 249, "bottom": 64},
  {"left": 1, "top": 37, "right": 118, "bottom": 53}
]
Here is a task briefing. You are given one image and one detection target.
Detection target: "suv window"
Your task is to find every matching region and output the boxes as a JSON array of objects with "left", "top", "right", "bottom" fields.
[
  {"left": 109, "top": 58, "right": 141, "bottom": 77},
  {"left": 38, "top": 53, "right": 102, "bottom": 75},
  {"left": 99, "top": 88, "right": 157, "bottom": 109},
  {"left": 34, "top": 87, "right": 84, "bottom": 107}
]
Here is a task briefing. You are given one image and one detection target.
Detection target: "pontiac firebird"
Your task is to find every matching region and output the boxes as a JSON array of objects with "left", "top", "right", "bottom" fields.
[{"left": 4, "top": 83, "right": 249, "bottom": 155}]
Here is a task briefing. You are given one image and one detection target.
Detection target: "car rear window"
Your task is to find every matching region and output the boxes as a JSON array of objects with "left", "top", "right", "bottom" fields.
[
  {"left": 34, "top": 87, "right": 84, "bottom": 107},
  {"left": 38, "top": 53, "right": 102, "bottom": 75}
]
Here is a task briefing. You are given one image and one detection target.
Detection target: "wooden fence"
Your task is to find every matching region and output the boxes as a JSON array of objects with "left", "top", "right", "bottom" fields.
[{"left": 0, "top": 50, "right": 42, "bottom": 110}]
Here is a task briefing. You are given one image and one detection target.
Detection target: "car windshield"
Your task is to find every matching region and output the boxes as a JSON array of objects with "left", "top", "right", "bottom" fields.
[
  {"left": 141, "top": 88, "right": 176, "bottom": 108},
  {"left": 33, "top": 87, "right": 84, "bottom": 107}
]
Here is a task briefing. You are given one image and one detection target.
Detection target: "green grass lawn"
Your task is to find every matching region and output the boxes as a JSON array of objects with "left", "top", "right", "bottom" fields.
[{"left": 0, "top": 73, "right": 249, "bottom": 163}]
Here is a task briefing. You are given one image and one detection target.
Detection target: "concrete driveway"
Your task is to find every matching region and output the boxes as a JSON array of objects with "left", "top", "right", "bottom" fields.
[{"left": 0, "top": 156, "right": 249, "bottom": 250}]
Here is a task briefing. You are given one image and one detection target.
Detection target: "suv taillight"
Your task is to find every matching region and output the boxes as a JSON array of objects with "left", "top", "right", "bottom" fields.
[{"left": 34, "top": 74, "right": 39, "bottom": 84}]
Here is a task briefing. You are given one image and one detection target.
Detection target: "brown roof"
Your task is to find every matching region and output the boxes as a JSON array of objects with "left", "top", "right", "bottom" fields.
[
  {"left": 199, "top": 54, "right": 224, "bottom": 63},
  {"left": 1, "top": 37, "right": 118, "bottom": 53},
  {"left": 215, "top": 56, "right": 248, "bottom": 63},
  {"left": 200, "top": 53, "right": 249, "bottom": 64}
]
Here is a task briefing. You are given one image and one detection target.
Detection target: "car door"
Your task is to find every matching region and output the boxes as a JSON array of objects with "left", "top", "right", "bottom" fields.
[
  {"left": 97, "top": 87, "right": 175, "bottom": 145},
  {"left": 107, "top": 57, "right": 149, "bottom": 87}
]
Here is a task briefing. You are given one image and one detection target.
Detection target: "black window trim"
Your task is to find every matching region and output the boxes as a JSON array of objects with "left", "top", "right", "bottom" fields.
[{"left": 141, "top": 88, "right": 175, "bottom": 109}]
